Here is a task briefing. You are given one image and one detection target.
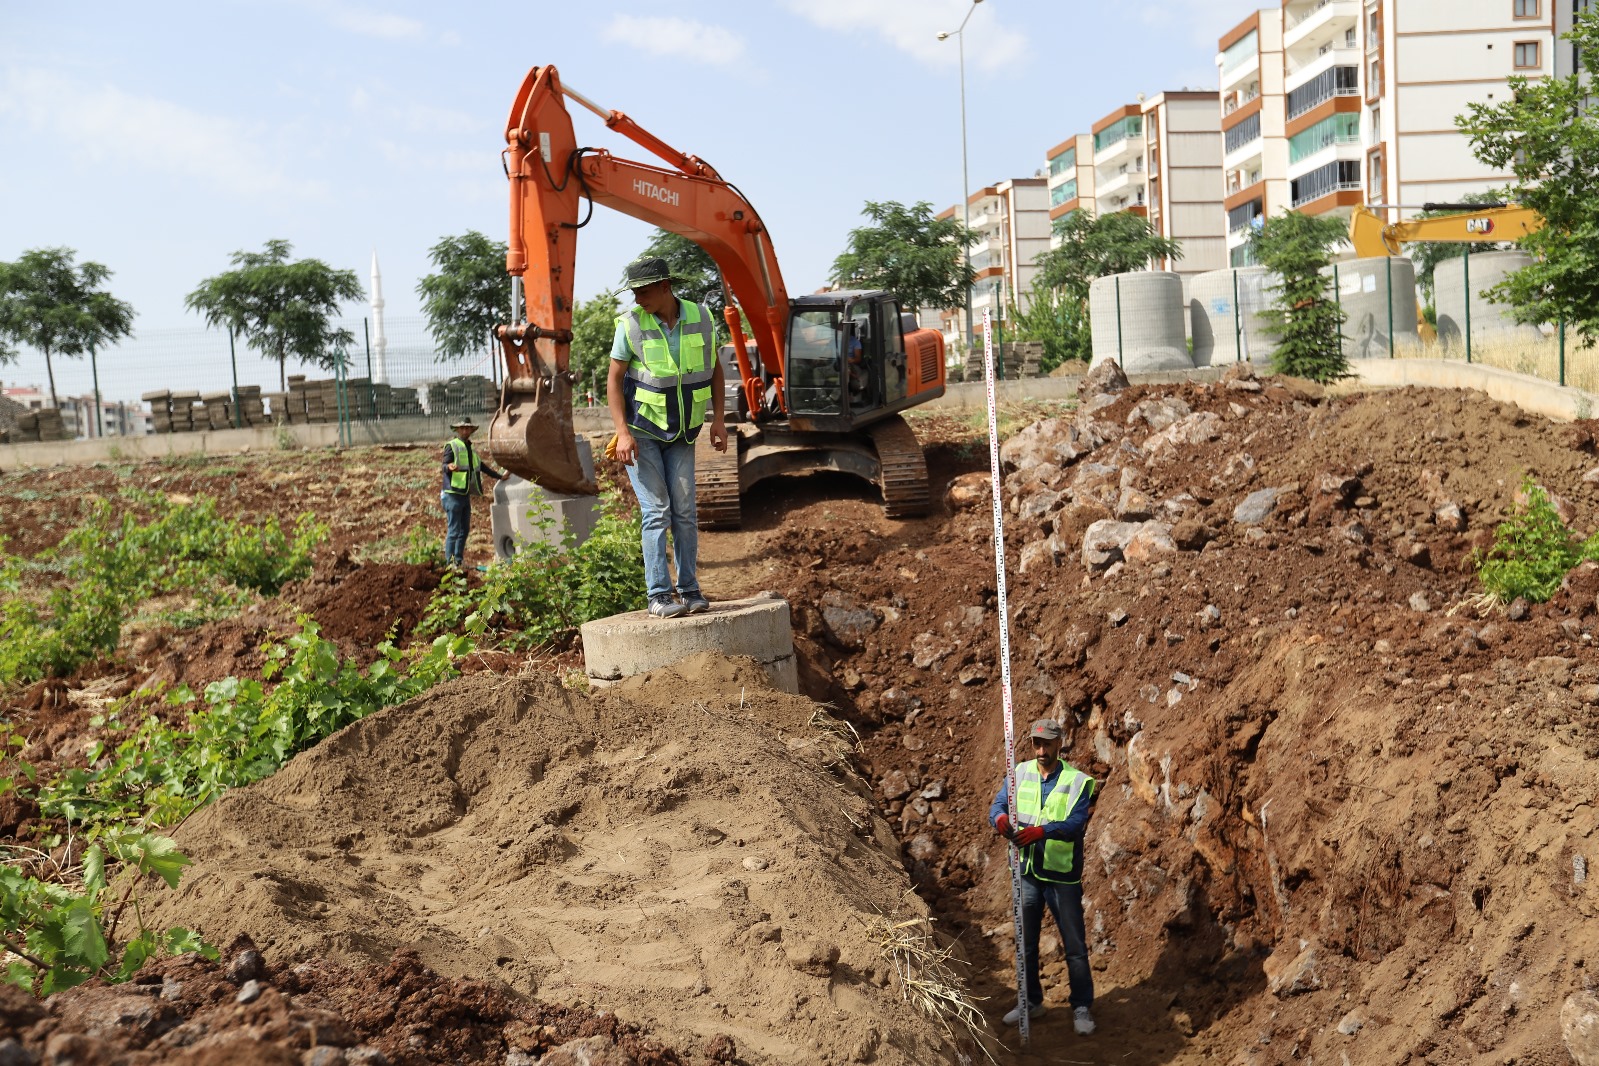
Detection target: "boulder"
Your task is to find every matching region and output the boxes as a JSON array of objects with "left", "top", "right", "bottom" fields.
[
  {"left": 1082, "top": 520, "right": 1143, "bottom": 571},
  {"left": 944, "top": 472, "right": 993, "bottom": 511},
  {"left": 819, "top": 591, "right": 880, "bottom": 649},
  {"left": 1264, "top": 941, "right": 1322, "bottom": 997},
  {"left": 1127, "top": 396, "right": 1192, "bottom": 433},
  {"left": 1078, "top": 360, "right": 1130, "bottom": 398},
  {"left": 1116, "top": 487, "right": 1157, "bottom": 522},
  {"left": 1563, "top": 991, "right": 1599, "bottom": 1066},
  {"left": 999, "top": 418, "right": 1065, "bottom": 473},
  {"left": 1124, "top": 523, "right": 1178, "bottom": 563},
  {"left": 1233, "top": 488, "right": 1283, "bottom": 526},
  {"left": 1144, "top": 411, "right": 1224, "bottom": 459}
]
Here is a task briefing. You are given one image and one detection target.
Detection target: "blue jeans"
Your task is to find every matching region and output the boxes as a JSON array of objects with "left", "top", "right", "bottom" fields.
[
  {"left": 625, "top": 436, "right": 698, "bottom": 600},
  {"left": 440, "top": 491, "right": 471, "bottom": 565},
  {"left": 1020, "top": 876, "right": 1093, "bottom": 1009}
]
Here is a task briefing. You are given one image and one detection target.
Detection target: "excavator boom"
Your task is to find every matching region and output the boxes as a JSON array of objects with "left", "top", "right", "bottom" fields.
[
  {"left": 1348, "top": 202, "right": 1544, "bottom": 257},
  {"left": 490, "top": 65, "right": 790, "bottom": 492}
]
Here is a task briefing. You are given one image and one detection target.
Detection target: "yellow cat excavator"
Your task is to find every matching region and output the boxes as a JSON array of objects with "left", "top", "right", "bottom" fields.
[
  {"left": 1347, "top": 201, "right": 1543, "bottom": 258},
  {"left": 486, "top": 65, "right": 947, "bottom": 527}
]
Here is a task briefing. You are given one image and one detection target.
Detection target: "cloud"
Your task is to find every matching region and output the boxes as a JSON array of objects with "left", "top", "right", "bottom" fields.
[
  {"left": 780, "top": 0, "right": 1028, "bottom": 72},
  {"left": 326, "top": 6, "right": 426, "bottom": 40},
  {"left": 1138, "top": 0, "right": 1263, "bottom": 51},
  {"left": 0, "top": 68, "right": 324, "bottom": 198},
  {"left": 599, "top": 15, "right": 747, "bottom": 66}
]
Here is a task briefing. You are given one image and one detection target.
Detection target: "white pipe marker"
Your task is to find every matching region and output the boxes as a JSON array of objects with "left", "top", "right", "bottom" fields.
[{"left": 980, "top": 310, "right": 1030, "bottom": 1047}]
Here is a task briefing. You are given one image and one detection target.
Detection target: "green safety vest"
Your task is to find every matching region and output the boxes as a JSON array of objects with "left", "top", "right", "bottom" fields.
[
  {"left": 1014, "top": 760, "right": 1096, "bottom": 884},
  {"left": 445, "top": 436, "right": 483, "bottom": 495},
  {"left": 619, "top": 300, "right": 717, "bottom": 443}
]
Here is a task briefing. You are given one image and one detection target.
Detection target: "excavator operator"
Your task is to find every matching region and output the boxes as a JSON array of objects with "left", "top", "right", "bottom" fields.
[{"left": 607, "top": 256, "right": 728, "bottom": 619}]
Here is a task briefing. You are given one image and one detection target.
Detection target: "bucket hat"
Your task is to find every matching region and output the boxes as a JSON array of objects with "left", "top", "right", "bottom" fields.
[
  {"left": 612, "top": 255, "right": 684, "bottom": 297},
  {"left": 451, "top": 417, "right": 479, "bottom": 430}
]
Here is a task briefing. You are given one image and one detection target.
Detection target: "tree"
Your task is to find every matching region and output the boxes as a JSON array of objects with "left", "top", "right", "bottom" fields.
[
  {"left": 1248, "top": 211, "right": 1349, "bottom": 382},
  {"left": 829, "top": 201, "right": 976, "bottom": 312},
  {"left": 570, "top": 291, "right": 620, "bottom": 403},
  {"left": 1457, "top": 7, "right": 1599, "bottom": 346},
  {"left": 0, "top": 248, "right": 135, "bottom": 408},
  {"left": 185, "top": 240, "right": 363, "bottom": 391},
  {"left": 1408, "top": 190, "right": 1511, "bottom": 306},
  {"left": 416, "top": 230, "right": 510, "bottom": 363},
  {"left": 1005, "top": 279, "right": 1085, "bottom": 373},
  {"left": 1029, "top": 210, "right": 1182, "bottom": 363}
]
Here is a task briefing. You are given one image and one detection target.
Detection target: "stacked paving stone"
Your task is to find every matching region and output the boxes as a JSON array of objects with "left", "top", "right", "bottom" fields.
[
  {"left": 961, "top": 340, "right": 1046, "bottom": 380},
  {"left": 7, "top": 408, "right": 71, "bottom": 443},
  {"left": 423, "top": 375, "right": 496, "bottom": 418},
  {"left": 144, "top": 377, "right": 430, "bottom": 432}
]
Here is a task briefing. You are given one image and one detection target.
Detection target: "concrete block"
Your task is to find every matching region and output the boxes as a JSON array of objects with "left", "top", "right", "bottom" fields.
[
  {"left": 491, "top": 438, "right": 599, "bottom": 561},
  {"left": 582, "top": 595, "right": 797, "bottom": 693}
]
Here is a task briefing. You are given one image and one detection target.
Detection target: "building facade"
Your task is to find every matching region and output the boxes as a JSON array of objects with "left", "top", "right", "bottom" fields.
[
  {"left": 1045, "top": 133, "right": 1096, "bottom": 245},
  {"left": 935, "top": 177, "right": 1051, "bottom": 347},
  {"left": 1091, "top": 104, "right": 1148, "bottom": 217},
  {"left": 1364, "top": 0, "right": 1554, "bottom": 215},
  {"left": 1218, "top": 11, "right": 1290, "bottom": 265},
  {"left": 1142, "top": 90, "right": 1228, "bottom": 275}
]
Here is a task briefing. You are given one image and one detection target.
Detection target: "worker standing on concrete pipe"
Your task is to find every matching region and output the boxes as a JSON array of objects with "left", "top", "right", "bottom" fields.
[
  {"left": 990, "top": 718, "right": 1099, "bottom": 1035},
  {"left": 606, "top": 256, "right": 727, "bottom": 619}
]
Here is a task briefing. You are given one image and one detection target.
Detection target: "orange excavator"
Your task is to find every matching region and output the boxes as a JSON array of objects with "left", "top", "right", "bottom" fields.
[{"left": 488, "top": 65, "right": 946, "bottom": 528}]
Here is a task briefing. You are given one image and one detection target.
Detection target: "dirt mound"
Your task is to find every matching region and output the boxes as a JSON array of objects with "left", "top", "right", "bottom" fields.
[
  {"left": 0, "top": 935, "right": 682, "bottom": 1065},
  {"left": 707, "top": 378, "right": 1599, "bottom": 1064},
  {"left": 146, "top": 656, "right": 980, "bottom": 1064},
  {"left": 287, "top": 560, "right": 443, "bottom": 649}
]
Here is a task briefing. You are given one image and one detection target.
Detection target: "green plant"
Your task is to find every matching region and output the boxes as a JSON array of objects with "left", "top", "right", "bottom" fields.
[
  {"left": 0, "top": 828, "right": 213, "bottom": 995},
  {"left": 401, "top": 523, "right": 442, "bottom": 566},
  {"left": 1474, "top": 476, "right": 1599, "bottom": 603},
  {"left": 1249, "top": 211, "right": 1350, "bottom": 383},
  {"left": 421, "top": 493, "right": 644, "bottom": 647},
  {"left": 35, "top": 620, "right": 470, "bottom": 831},
  {"left": 0, "top": 493, "right": 326, "bottom": 685}
]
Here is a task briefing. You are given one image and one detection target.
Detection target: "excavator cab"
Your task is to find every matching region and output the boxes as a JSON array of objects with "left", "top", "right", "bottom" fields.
[{"left": 783, "top": 292, "right": 910, "bottom": 427}]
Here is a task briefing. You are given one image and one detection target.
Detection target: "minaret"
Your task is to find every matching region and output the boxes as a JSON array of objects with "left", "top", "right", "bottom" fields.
[{"left": 370, "top": 251, "right": 389, "bottom": 384}]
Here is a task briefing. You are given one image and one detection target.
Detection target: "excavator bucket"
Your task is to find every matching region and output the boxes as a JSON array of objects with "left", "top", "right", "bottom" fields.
[{"left": 488, "top": 355, "right": 597, "bottom": 497}]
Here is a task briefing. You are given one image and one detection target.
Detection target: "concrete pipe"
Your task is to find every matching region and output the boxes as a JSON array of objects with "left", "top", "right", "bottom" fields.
[{"left": 1088, "top": 271, "right": 1193, "bottom": 372}]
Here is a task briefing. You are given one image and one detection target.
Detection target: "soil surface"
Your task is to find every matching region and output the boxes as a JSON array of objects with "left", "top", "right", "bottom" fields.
[{"left": 3, "top": 379, "right": 1599, "bottom": 1064}]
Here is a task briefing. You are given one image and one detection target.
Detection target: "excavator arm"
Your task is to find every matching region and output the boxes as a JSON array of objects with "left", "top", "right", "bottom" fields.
[
  {"left": 491, "top": 65, "right": 790, "bottom": 493},
  {"left": 1348, "top": 202, "right": 1544, "bottom": 257}
]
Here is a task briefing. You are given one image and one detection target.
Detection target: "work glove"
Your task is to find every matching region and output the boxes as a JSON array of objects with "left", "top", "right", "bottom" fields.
[
  {"left": 1012, "top": 826, "right": 1046, "bottom": 848},
  {"left": 994, "top": 814, "right": 1013, "bottom": 839}
]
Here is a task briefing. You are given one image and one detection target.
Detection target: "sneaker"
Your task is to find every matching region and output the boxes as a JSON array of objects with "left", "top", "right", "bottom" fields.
[
  {"left": 1002, "top": 1002, "right": 1046, "bottom": 1026},
  {"left": 647, "top": 596, "right": 686, "bottom": 619},
  {"left": 1073, "top": 1006, "right": 1096, "bottom": 1035},
  {"left": 680, "top": 591, "right": 710, "bottom": 614}
]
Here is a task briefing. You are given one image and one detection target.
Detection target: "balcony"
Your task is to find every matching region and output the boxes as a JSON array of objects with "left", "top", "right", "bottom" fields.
[
  {"left": 1219, "top": 52, "right": 1260, "bottom": 93},
  {"left": 1093, "top": 116, "right": 1143, "bottom": 161},
  {"left": 1286, "top": 65, "right": 1360, "bottom": 119},
  {"left": 1288, "top": 113, "right": 1361, "bottom": 165},
  {"left": 1094, "top": 167, "right": 1145, "bottom": 201},
  {"left": 1284, "top": 0, "right": 1359, "bottom": 52},
  {"left": 1290, "top": 158, "right": 1361, "bottom": 208}
]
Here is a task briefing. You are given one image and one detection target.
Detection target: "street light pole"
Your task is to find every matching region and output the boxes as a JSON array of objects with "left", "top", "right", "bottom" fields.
[{"left": 939, "top": 0, "right": 983, "bottom": 360}]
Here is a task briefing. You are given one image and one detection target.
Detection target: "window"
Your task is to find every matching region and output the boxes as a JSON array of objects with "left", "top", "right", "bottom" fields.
[
  {"left": 1514, "top": 41, "right": 1541, "bottom": 68},
  {"left": 1368, "top": 151, "right": 1384, "bottom": 199},
  {"left": 1513, "top": 0, "right": 1540, "bottom": 16},
  {"left": 1286, "top": 66, "right": 1361, "bottom": 118},
  {"left": 1225, "top": 111, "right": 1263, "bottom": 154},
  {"left": 1369, "top": 57, "right": 1381, "bottom": 89},
  {"left": 1368, "top": 104, "right": 1381, "bottom": 144}
]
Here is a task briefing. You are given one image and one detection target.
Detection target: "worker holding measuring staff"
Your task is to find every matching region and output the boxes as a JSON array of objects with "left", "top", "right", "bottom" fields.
[
  {"left": 989, "top": 718, "right": 1098, "bottom": 1034},
  {"left": 607, "top": 255, "right": 727, "bottom": 619}
]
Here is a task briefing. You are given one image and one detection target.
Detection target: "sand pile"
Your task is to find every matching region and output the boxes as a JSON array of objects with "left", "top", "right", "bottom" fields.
[{"left": 145, "top": 654, "right": 983, "bottom": 1064}]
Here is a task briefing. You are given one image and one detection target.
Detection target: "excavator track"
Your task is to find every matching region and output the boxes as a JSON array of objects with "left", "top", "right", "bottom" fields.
[
  {"left": 695, "top": 429, "right": 743, "bottom": 530},
  {"left": 868, "top": 415, "right": 931, "bottom": 519}
]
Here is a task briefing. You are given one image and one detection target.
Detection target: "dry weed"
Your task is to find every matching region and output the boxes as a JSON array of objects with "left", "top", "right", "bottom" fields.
[{"left": 864, "top": 912, "right": 996, "bottom": 1061}]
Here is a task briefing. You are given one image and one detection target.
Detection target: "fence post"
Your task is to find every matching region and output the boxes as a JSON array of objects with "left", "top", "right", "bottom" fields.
[
  {"left": 228, "top": 329, "right": 241, "bottom": 429},
  {"left": 1559, "top": 317, "right": 1566, "bottom": 387},
  {"left": 335, "top": 355, "right": 348, "bottom": 448},
  {"left": 1232, "top": 269, "right": 1243, "bottom": 364},
  {"left": 90, "top": 344, "right": 103, "bottom": 438},
  {"left": 1115, "top": 275, "right": 1124, "bottom": 368},
  {"left": 1463, "top": 248, "right": 1472, "bottom": 365},
  {"left": 1332, "top": 264, "right": 1343, "bottom": 358},
  {"left": 363, "top": 318, "right": 378, "bottom": 422},
  {"left": 1386, "top": 256, "right": 1395, "bottom": 359}
]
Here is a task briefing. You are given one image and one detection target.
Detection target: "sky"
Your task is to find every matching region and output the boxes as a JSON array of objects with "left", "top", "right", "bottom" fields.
[{"left": 0, "top": 0, "right": 1266, "bottom": 403}]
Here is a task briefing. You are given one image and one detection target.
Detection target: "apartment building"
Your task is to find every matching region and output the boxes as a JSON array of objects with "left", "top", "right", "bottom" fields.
[
  {"left": 1364, "top": 0, "right": 1554, "bottom": 213},
  {"left": 1218, "top": 11, "right": 1290, "bottom": 265},
  {"left": 1555, "top": 0, "right": 1594, "bottom": 75},
  {"left": 1091, "top": 105, "right": 1148, "bottom": 217},
  {"left": 1143, "top": 91, "right": 1228, "bottom": 275},
  {"left": 934, "top": 177, "right": 1051, "bottom": 344},
  {"left": 0, "top": 385, "right": 151, "bottom": 438},
  {"left": 1045, "top": 134, "right": 1096, "bottom": 245},
  {"left": 1088, "top": 97, "right": 1226, "bottom": 277},
  {"left": 1280, "top": 0, "right": 1366, "bottom": 217}
]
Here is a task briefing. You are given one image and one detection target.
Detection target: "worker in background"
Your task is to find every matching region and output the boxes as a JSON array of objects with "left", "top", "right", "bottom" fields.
[
  {"left": 989, "top": 718, "right": 1098, "bottom": 1035},
  {"left": 440, "top": 417, "right": 507, "bottom": 569},
  {"left": 607, "top": 256, "right": 727, "bottom": 619}
]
